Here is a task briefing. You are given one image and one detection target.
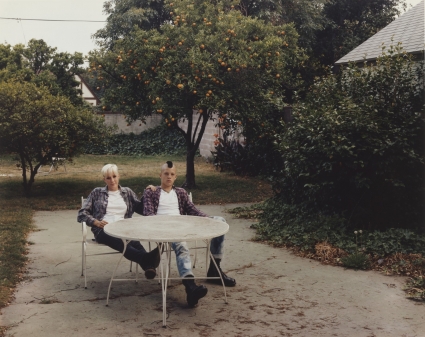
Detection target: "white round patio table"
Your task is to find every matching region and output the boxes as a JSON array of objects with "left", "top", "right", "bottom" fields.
[{"left": 104, "top": 215, "right": 229, "bottom": 327}]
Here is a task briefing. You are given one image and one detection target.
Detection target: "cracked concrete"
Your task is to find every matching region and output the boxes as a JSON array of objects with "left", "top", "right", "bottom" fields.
[{"left": 0, "top": 204, "right": 424, "bottom": 337}]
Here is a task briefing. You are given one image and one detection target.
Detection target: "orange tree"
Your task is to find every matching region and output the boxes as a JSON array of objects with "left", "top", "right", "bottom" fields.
[{"left": 91, "top": 0, "right": 305, "bottom": 188}]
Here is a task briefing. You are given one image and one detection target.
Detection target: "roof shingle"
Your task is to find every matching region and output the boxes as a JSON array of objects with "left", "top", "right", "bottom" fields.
[{"left": 335, "top": 0, "right": 424, "bottom": 64}]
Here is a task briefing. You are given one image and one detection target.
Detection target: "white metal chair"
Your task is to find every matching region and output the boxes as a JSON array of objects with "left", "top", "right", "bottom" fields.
[
  {"left": 80, "top": 197, "right": 138, "bottom": 289},
  {"left": 38, "top": 157, "right": 67, "bottom": 173}
]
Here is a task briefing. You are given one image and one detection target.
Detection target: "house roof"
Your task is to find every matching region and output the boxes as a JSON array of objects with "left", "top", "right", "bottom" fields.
[{"left": 335, "top": 0, "right": 424, "bottom": 64}]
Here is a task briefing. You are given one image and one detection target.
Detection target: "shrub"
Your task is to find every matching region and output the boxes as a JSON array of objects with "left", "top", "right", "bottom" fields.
[
  {"left": 251, "top": 197, "right": 425, "bottom": 256},
  {"left": 212, "top": 106, "right": 287, "bottom": 177},
  {"left": 269, "top": 44, "right": 424, "bottom": 232},
  {"left": 85, "top": 124, "right": 187, "bottom": 156},
  {"left": 341, "top": 253, "right": 370, "bottom": 270}
]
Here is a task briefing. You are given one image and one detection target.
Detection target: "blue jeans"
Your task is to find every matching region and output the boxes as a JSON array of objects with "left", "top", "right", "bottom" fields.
[{"left": 172, "top": 216, "right": 225, "bottom": 278}]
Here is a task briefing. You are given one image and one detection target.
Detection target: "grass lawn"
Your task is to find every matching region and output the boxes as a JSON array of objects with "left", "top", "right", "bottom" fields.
[{"left": 0, "top": 154, "right": 273, "bottom": 309}]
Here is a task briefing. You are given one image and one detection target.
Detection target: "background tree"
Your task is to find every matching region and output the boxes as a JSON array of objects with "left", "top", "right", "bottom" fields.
[
  {"left": 91, "top": 0, "right": 305, "bottom": 188},
  {"left": 0, "top": 80, "right": 112, "bottom": 196},
  {"left": 0, "top": 39, "right": 86, "bottom": 106},
  {"left": 93, "top": 0, "right": 172, "bottom": 50}
]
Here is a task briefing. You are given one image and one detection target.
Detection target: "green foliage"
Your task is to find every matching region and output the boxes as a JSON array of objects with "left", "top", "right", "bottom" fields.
[
  {"left": 341, "top": 253, "right": 370, "bottom": 270},
  {"left": 0, "top": 80, "right": 112, "bottom": 196},
  {"left": 237, "top": 0, "right": 328, "bottom": 53},
  {"left": 270, "top": 45, "right": 424, "bottom": 232},
  {"left": 212, "top": 137, "right": 283, "bottom": 176},
  {"left": 212, "top": 104, "right": 288, "bottom": 176},
  {"left": 93, "top": 0, "right": 171, "bottom": 50},
  {"left": 84, "top": 124, "right": 187, "bottom": 156},
  {"left": 361, "top": 229, "right": 425, "bottom": 257},
  {"left": 251, "top": 46, "right": 425, "bottom": 260},
  {"left": 251, "top": 196, "right": 425, "bottom": 256},
  {"left": 252, "top": 197, "right": 354, "bottom": 251},
  {"left": 0, "top": 39, "right": 86, "bottom": 107},
  {"left": 404, "top": 276, "right": 425, "bottom": 300}
]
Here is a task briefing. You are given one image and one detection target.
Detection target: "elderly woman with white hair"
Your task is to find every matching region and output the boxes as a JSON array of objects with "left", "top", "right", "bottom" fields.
[{"left": 77, "top": 164, "right": 160, "bottom": 279}]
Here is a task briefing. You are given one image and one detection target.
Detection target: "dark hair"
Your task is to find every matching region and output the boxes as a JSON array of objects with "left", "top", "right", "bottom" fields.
[{"left": 166, "top": 161, "right": 173, "bottom": 168}]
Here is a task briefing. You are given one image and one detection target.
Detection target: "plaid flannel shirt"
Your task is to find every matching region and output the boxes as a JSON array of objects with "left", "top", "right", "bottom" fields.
[
  {"left": 143, "top": 186, "right": 208, "bottom": 217},
  {"left": 77, "top": 185, "right": 143, "bottom": 237}
]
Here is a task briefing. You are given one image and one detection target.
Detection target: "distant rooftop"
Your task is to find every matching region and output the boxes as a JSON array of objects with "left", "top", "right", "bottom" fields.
[{"left": 335, "top": 0, "right": 424, "bottom": 64}]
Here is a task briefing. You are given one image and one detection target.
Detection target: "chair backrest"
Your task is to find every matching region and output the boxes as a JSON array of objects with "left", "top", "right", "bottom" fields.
[
  {"left": 188, "top": 192, "right": 193, "bottom": 203},
  {"left": 81, "top": 196, "right": 86, "bottom": 207}
]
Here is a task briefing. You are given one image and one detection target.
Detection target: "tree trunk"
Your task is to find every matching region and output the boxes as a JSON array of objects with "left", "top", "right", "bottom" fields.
[
  {"left": 180, "top": 107, "right": 209, "bottom": 189},
  {"left": 20, "top": 155, "right": 40, "bottom": 197},
  {"left": 182, "top": 149, "right": 197, "bottom": 189}
]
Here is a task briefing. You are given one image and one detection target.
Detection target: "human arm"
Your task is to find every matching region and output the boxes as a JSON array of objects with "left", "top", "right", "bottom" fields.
[
  {"left": 142, "top": 187, "right": 159, "bottom": 216},
  {"left": 175, "top": 188, "right": 208, "bottom": 217},
  {"left": 77, "top": 188, "right": 108, "bottom": 228}
]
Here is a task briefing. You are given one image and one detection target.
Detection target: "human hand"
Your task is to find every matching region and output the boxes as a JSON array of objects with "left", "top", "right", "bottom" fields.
[
  {"left": 145, "top": 185, "right": 156, "bottom": 191},
  {"left": 93, "top": 219, "right": 108, "bottom": 228}
]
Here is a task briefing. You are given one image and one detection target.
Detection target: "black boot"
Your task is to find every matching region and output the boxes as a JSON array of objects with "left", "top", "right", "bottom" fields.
[
  {"left": 182, "top": 276, "right": 208, "bottom": 307},
  {"left": 207, "top": 258, "right": 236, "bottom": 287},
  {"left": 140, "top": 247, "right": 161, "bottom": 279}
]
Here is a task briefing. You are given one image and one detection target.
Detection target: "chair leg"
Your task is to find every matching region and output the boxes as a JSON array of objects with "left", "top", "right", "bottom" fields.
[
  {"left": 81, "top": 242, "right": 84, "bottom": 277},
  {"left": 206, "top": 240, "right": 210, "bottom": 275},
  {"left": 83, "top": 243, "right": 87, "bottom": 289},
  {"left": 130, "top": 260, "right": 133, "bottom": 272}
]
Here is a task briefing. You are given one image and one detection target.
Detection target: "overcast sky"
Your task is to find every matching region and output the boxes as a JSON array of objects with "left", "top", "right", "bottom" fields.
[{"left": 0, "top": 0, "right": 423, "bottom": 58}]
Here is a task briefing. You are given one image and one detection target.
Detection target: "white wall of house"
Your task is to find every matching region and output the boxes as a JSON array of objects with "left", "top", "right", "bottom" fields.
[
  {"left": 103, "top": 113, "right": 163, "bottom": 134},
  {"left": 75, "top": 75, "right": 100, "bottom": 106}
]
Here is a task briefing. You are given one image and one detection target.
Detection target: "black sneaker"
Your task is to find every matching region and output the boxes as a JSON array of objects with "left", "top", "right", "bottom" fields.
[{"left": 186, "top": 284, "right": 208, "bottom": 307}]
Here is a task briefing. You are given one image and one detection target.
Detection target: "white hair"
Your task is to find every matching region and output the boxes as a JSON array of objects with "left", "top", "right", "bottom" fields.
[{"left": 101, "top": 164, "right": 118, "bottom": 177}]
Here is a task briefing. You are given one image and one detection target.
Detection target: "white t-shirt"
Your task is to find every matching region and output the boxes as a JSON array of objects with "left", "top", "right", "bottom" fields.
[
  {"left": 157, "top": 189, "right": 180, "bottom": 216},
  {"left": 103, "top": 190, "right": 127, "bottom": 223}
]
